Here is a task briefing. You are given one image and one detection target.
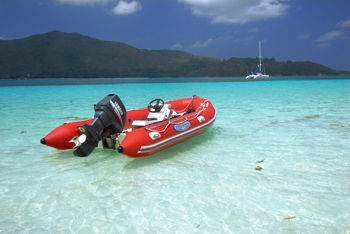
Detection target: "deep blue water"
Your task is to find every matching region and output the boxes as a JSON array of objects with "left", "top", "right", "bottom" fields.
[
  {"left": 1, "top": 75, "right": 350, "bottom": 86},
  {"left": 0, "top": 76, "right": 349, "bottom": 233}
]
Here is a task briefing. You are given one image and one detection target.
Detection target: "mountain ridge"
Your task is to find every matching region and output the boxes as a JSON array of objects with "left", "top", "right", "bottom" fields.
[{"left": 0, "top": 31, "right": 346, "bottom": 79}]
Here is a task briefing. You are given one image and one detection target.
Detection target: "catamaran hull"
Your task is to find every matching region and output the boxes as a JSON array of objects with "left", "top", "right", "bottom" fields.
[{"left": 245, "top": 74, "right": 270, "bottom": 79}]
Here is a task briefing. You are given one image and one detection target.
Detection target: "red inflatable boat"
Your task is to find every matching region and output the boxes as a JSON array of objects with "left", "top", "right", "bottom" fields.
[{"left": 41, "top": 94, "right": 216, "bottom": 157}]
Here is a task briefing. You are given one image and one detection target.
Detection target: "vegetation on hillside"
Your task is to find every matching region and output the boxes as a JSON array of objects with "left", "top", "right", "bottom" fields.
[{"left": 0, "top": 31, "right": 345, "bottom": 79}]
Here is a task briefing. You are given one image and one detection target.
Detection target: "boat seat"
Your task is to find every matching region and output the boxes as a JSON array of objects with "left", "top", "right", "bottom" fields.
[{"left": 132, "top": 104, "right": 175, "bottom": 128}]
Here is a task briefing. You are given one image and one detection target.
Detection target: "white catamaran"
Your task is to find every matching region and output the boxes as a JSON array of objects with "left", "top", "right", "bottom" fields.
[{"left": 246, "top": 41, "right": 269, "bottom": 79}]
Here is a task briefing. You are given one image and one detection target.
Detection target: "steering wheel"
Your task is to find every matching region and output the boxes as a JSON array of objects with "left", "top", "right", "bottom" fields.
[{"left": 147, "top": 99, "right": 165, "bottom": 113}]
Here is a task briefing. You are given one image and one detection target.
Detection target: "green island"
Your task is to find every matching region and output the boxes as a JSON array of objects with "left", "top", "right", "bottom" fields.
[{"left": 0, "top": 31, "right": 347, "bottom": 79}]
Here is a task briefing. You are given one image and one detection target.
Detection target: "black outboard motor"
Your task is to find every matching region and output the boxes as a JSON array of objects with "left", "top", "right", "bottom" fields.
[{"left": 74, "top": 94, "right": 126, "bottom": 157}]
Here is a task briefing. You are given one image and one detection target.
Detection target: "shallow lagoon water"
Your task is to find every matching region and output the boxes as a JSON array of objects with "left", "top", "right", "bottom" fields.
[{"left": 0, "top": 77, "right": 350, "bottom": 233}]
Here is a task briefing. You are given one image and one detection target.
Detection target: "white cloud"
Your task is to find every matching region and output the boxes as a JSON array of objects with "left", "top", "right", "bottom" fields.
[
  {"left": 297, "top": 34, "right": 310, "bottom": 40},
  {"left": 0, "top": 36, "right": 10, "bottom": 40},
  {"left": 112, "top": 0, "right": 141, "bottom": 15},
  {"left": 170, "top": 43, "right": 184, "bottom": 50},
  {"left": 337, "top": 19, "right": 350, "bottom": 28},
  {"left": 316, "top": 30, "right": 343, "bottom": 42},
  {"left": 247, "top": 27, "right": 260, "bottom": 33},
  {"left": 191, "top": 35, "right": 254, "bottom": 49},
  {"left": 315, "top": 18, "right": 350, "bottom": 45},
  {"left": 55, "top": 0, "right": 111, "bottom": 5},
  {"left": 315, "top": 43, "right": 330, "bottom": 48},
  {"left": 55, "top": 0, "right": 142, "bottom": 16},
  {"left": 232, "top": 35, "right": 255, "bottom": 43},
  {"left": 178, "top": 0, "right": 289, "bottom": 24},
  {"left": 192, "top": 38, "right": 214, "bottom": 48}
]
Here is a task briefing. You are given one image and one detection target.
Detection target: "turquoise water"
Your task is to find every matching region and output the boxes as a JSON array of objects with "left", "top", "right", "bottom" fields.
[{"left": 0, "top": 77, "right": 350, "bottom": 233}]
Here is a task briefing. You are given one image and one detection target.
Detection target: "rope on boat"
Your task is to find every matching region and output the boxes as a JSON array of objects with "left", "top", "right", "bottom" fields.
[{"left": 175, "top": 94, "right": 196, "bottom": 113}]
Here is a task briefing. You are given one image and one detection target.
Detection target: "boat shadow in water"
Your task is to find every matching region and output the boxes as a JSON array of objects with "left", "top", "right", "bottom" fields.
[
  {"left": 123, "top": 126, "right": 222, "bottom": 170},
  {"left": 45, "top": 126, "right": 221, "bottom": 168},
  {"left": 46, "top": 148, "right": 119, "bottom": 167}
]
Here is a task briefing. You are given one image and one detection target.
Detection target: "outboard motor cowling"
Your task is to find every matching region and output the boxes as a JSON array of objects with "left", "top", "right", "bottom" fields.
[{"left": 74, "top": 94, "right": 126, "bottom": 157}]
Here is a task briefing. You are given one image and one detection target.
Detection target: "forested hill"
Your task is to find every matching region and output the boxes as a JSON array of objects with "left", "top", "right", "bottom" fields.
[{"left": 0, "top": 31, "right": 345, "bottom": 79}]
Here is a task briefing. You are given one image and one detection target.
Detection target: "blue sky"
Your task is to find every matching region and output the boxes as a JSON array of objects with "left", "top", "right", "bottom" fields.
[{"left": 1, "top": 0, "right": 350, "bottom": 71}]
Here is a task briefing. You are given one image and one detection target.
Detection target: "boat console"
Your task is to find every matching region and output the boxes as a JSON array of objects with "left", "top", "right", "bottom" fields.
[{"left": 132, "top": 99, "right": 175, "bottom": 129}]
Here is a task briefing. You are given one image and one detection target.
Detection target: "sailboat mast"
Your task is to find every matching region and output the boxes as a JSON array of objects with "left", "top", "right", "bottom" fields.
[{"left": 258, "top": 41, "right": 262, "bottom": 73}]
